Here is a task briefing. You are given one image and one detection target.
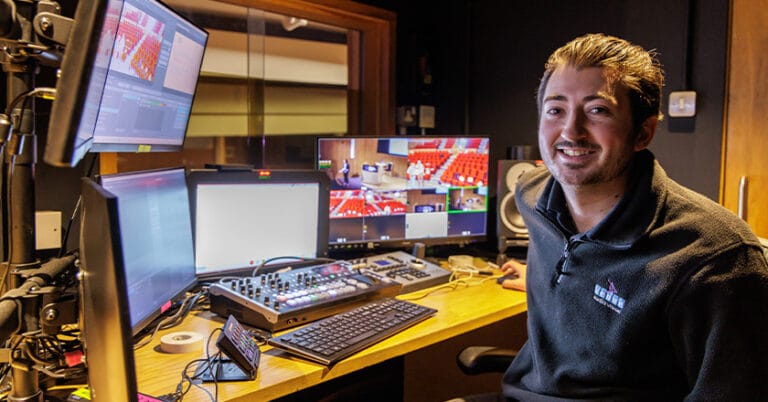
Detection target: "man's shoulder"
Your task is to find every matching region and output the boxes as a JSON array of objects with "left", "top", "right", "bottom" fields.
[
  {"left": 516, "top": 165, "right": 551, "bottom": 202},
  {"left": 662, "top": 178, "right": 762, "bottom": 250},
  {"left": 517, "top": 164, "right": 550, "bottom": 189}
]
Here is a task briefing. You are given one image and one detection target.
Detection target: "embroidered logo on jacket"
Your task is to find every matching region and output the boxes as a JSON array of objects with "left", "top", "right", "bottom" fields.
[{"left": 593, "top": 280, "right": 625, "bottom": 314}]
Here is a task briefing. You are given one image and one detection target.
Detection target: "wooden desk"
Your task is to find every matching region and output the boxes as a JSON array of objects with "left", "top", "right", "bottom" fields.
[{"left": 134, "top": 276, "right": 527, "bottom": 401}]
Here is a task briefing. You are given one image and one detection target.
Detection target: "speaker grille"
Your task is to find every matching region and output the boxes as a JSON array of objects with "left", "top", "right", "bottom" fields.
[{"left": 497, "top": 160, "right": 538, "bottom": 250}]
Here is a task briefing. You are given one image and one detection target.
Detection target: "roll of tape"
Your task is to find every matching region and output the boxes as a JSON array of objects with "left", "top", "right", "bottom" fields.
[{"left": 160, "top": 331, "right": 204, "bottom": 354}]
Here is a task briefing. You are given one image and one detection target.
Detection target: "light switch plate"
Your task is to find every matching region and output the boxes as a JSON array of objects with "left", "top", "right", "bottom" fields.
[{"left": 668, "top": 91, "right": 697, "bottom": 117}]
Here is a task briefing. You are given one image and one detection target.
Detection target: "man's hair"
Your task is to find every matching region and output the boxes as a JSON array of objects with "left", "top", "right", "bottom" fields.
[{"left": 537, "top": 33, "right": 665, "bottom": 133}]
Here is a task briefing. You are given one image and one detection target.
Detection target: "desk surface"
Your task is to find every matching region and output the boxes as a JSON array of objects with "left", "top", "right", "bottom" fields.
[{"left": 134, "top": 275, "right": 527, "bottom": 402}]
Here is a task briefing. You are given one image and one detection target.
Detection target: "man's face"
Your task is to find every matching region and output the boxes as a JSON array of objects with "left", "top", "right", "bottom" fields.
[{"left": 538, "top": 66, "right": 647, "bottom": 187}]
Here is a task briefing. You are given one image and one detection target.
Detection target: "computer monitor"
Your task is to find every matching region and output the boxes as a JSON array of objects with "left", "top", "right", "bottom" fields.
[
  {"left": 79, "top": 177, "right": 138, "bottom": 402},
  {"left": 188, "top": 169, "right": 331, "bottom": 278},
  {"left": 44, "top": 0, "right": 208, "bottom": 167},
  {"left": 316, "top": 136, "right": 491, "bottom": 254},
  {"left": 99, "top": 167, "right": 197, "bottom": 336}
]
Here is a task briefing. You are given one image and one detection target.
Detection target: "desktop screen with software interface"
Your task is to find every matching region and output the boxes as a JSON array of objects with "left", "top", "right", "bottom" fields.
[{"left": 99, "top": 167, "right": 197, "bottom": 335}]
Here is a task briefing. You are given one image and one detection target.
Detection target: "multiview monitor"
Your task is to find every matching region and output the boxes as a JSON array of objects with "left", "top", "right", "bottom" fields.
[
  {"left": 316, "top": 136, "right": 491, "bottom": 253},
  {"left": 188, "top": 169, "right": 331, "bottom": 278}
]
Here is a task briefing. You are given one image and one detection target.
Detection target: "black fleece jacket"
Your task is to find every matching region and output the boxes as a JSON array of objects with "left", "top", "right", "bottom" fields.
[{"left": 502, "top": 150, "right": 768, "bottom": 401}]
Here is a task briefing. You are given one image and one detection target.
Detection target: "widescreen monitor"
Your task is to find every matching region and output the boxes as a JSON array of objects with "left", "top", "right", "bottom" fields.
[
  {"left": 188, "top": 169, "right": 331, "bottom": 278},
  {"left": 99, "top": 167, "right": 197, "bottom": 336},
  {"left": 44, "top": 0, "right": 208, "bottom": 167},
  {"left": 316, "top": 136, "right": 490, "bottom": 253}
]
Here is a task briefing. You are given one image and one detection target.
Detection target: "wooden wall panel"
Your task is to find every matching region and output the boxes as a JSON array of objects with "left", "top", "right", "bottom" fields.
[{"left": 722, "top": 0, "right": 768, "bottom": 237}]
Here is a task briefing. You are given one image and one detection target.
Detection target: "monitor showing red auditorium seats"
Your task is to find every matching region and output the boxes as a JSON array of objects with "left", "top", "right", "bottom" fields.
[
  {"left": 316, "top": 136, "right": 490, "bottom": 254},
  {"left": 44, "top": 0, "right": 208, "bottom": 167}
]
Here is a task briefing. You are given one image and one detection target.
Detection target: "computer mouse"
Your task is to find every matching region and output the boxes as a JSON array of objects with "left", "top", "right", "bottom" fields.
[{"left": 496, "top": 272, "right": 519, "bottom": 284}]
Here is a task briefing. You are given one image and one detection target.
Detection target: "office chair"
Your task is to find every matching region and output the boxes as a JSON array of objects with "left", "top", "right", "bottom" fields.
[{"left": 456, "top": 346, "right": 518, "bottom": 375}]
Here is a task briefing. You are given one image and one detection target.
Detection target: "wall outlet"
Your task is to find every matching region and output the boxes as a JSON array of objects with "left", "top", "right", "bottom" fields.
[
  {"left": 36, "top": 210, "right": 62, "bottom": 250},
  {"left": 668, "top": 91, "right": 697, "bottom": 117}
]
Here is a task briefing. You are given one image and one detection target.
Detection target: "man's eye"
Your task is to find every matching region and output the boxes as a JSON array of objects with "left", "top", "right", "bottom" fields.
[
  {"left": 546, "top": 107, "right": 562, "bottom": 115},
  {"left": 589, "top": 106, "right": 609, "bottom": 114}
]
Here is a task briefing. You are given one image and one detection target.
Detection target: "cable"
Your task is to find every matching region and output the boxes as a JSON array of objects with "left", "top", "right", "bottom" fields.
[
  {"left": 58, "top": 154, "right": 99, "bottom": 258},
  {"left": 399, "top": 269, "right": 501, "bottom": 301},
  {"left": 4, "top": 87, "right": 56, "bottom": 119},
  {"left": 0, "top": 87, "right": 56, "bottom": 293},
  {"left": 163, "top": 327, "right": 223, "bottom": 402},
  {"left": 0, "top": 154, "right": 17, "bottom": 295},
  {"left": 250, "top": 255, "right": 306, "bottom": 277},
  {"left": 134, "top": 291, "right": 204, "bottom": 350}
]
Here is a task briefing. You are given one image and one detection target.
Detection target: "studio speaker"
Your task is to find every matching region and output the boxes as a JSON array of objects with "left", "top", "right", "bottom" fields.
[{"left": 497, "top": 160, "right": 538, "bottom": 252}]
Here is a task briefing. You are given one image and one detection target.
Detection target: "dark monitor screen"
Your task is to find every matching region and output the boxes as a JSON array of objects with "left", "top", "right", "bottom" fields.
[
  {"left": 188, "top": 169, "right": 330, "bottom": 278},
  {"left": 79, "top": 177, "right": 138, "bottom": 402},
  {"left": 316, "top": 136, "right": 490, "bottom": 253},
  {"left": 44, "top": 0, "right": 208, "bottom": 167},
  {"left": 99, "top": 167, "right": 197, "bottom": 335}
]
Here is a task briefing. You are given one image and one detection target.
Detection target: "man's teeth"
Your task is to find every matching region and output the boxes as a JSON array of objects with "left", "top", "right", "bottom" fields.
[{"left": 562, "top": 149, "right": 591, "bottom": 157}]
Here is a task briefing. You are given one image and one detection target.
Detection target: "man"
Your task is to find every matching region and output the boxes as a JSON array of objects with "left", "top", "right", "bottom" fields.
[
  {"left": 339, "top": 158, "right": 350, "bottom": 186},
  {"left": 497, "top": 33, "right": 768, "bottom": 400}
]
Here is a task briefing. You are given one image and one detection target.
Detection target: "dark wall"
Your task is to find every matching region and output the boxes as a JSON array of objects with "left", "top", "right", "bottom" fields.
[
  {"left": 359, "top": 0, "right": 729, "bottom": 201},
  {"left": 5, "top": 0, "right": 730, "bottom": 260}
]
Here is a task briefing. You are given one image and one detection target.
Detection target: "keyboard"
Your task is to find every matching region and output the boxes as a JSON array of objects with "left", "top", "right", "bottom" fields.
[{"left": 267, "top": 298, "right": 437, "bottom": 365}]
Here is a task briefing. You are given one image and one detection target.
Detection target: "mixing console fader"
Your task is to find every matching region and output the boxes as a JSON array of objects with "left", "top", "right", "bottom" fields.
[
  {"left": 351, "top": 250, "right": 452, "bottom": 294},
  {"left": 208, "top": 261, "right": 401, "bottom": 332}
]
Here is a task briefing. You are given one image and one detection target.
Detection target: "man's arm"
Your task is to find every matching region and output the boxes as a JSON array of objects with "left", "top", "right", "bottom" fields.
[
  {"left": 669, "top": 244, "right": 768, "bottom": 399},
  {"left": 499, "top": 259, "right": 526, "bottom": 291}
]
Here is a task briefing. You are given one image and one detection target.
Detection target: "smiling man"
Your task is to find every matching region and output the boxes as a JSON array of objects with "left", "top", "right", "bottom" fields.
[{"left": 497, "top": 34, "right": 768, "bottom": 401}]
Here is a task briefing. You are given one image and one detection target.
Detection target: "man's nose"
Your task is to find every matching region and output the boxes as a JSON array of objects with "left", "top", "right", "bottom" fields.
[{"left": 560, "top": 110, "right": 587, "bottom": 141}]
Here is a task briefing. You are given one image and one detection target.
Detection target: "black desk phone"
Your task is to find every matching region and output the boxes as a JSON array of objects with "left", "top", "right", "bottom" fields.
[{"left": 198, "top": 315, "right": 261, "bottom": 381}]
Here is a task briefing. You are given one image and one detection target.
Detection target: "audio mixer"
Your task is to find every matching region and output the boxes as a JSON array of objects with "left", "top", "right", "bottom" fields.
[
  {"left": 208, "top": 261, "right": 401, "bottom": 332},
  {"left": 350, "top": 250, "right": 452, "bottom": 294}
]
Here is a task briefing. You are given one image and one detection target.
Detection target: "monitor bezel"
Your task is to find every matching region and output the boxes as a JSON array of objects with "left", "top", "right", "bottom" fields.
[
  {"left": 187, "top": 168, "right": 331, "bottom": 279},
  {"left": 316, "top": 135, "right": 491, "bottom": 255},
  {"left": 43, "top": 0, "right": 113, "bottom": 167},
  {"left": 79, "top": 177, "right": 139, "bottom": 402}
]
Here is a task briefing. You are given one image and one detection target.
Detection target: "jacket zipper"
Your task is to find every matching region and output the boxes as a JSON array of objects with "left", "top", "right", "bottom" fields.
[{"left": 552, "top": 239, "right": 575, "bottom": 286}]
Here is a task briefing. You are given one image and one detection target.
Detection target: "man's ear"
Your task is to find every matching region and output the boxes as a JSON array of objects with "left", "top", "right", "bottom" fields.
[{"left": 634, "top": 116, "right": 658, "bottom": 151}]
